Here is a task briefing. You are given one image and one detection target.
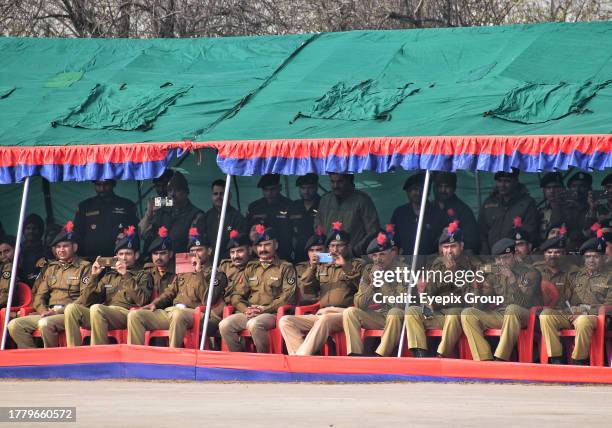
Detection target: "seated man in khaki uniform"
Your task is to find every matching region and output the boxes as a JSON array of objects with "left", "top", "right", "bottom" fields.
[
  {"left": 0, "top": 236, "right": 16, "bottom": 310},
  {"left": 532, "top": 232, "right": 575, "bottom": 309},
  {"left": 343, "top": 231, "right": 406, "bottom": 356},
  {"left": 219, "top": 226, "right": 297, "bottom": 353},
  {"left": 461, "top": 238, "right": 542, "bottom": 361},
  {"left": 540, "top": 235, "right": 612, "bottom": 365},
  {"left": 294, "top": 227, "right": 327, "bottom": 305},
  {"left": 144, "top": 226, "right": 176, "bottom": 297},
  {"left": 64, "top": 226, "right": 153, "bottom": 346},
  {"left": 218, "top": 230, "right": 253, "bottom": 309},
  {"left": 128, "top": 227, "right": 227, "bottom": 347},
  {"left": 405, "top": 221, "right": 480, "bottom": 358},
  {"left": 279, "top": 221, "right": 364, "bottom": 355},
  {"left": 8, "top": 222, "right": 91, "bottom": 348}
]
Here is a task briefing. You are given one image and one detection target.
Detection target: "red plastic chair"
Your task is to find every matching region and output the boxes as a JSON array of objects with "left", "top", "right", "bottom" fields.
[
  {"left": 221, "top": 304, "right": 293, "bottom": 353},
  {"left": 294, "top": 301, "right": 347, "bottom": 356},
  {"left": 360, "top": 328, "right": 410, "bottom": 357},
  {"left": 142, "top": 305, "right": 210, "bottom": 349},
  {"left": 0, "top": 282, "right": 33, "bottom": 346},
  {"left": 79, "top": 327, "right": 127, "bottom": 345},
  {"left": 540, "top": 304, "right": 612, "bottom": 366}
]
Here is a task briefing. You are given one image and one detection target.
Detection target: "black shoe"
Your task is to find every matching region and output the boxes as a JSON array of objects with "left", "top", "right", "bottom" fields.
[
  {"left": 548, "top": 357, "right": 563, "bottom": 365},
  {"left": 347, "top": 353, "right": 366, "bottom": 357},
  {"left": 494, "top": 357, "right": 507, "bottom": 362},
  {"left": 573, "top": 358, "right": 590, "bottom": 366},
  {"left": 410, "top": 348, "right": 429, "bottom": 358}
]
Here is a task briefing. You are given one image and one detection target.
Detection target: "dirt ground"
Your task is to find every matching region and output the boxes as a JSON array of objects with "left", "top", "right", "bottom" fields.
[{"left": 0, "top": 380, "right": 611, "bottom": 427}]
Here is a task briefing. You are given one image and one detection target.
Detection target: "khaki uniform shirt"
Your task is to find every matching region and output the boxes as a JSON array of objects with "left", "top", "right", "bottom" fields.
[
  {"left": 143, "top": 263, "right": 176, "bottom": 297},
  {"left": 531, "top": 260, "right": 576, "bottom": 308},
  {"left": 155, "top": 264, "right": 228, "bottom": 319},
  {"left": 0, "top": 262, "right": 13, "bottom": 309},
  {"left": 354, "top": 259, "right": 408, "bottom": 315},
  {"left": 232, "top": 258, "right": 297, "bottom": 314},
  {"left": 33, "top": 258, "right": 91, "bottom": 314},
  {"left": 76, "top": 267, "right": 153, "bottom": 309},
  {"left": 296, "top": 262, "right": 319, "bottom": 305},
  {"left": 482, "top": 263, "right": 542, "bottom": 311},
  {"left": 218, "top": 259, "right": 249, "bottom": 304},
  {"left": 426, "top": 254, "right": 481, "bottom": 310},
  {"left": 299, "top": 258, "right": 364, "bottom": 308},
  {"left": 566, "top": 267, "right": 612, "bottom": 314}
]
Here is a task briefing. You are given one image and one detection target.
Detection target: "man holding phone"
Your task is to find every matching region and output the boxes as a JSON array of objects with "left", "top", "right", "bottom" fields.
[
  {"left": 127, "top": 227, "right": 227, "bottom": 347},
  {"left": 220, "top": 226, "right": 297, "bottom": 353},
  {"left": 8, "top": 222, "right": 91, "bottom": 348},
  {"left": 279, "top": 221, "right": 363, "bottom": 355},
  {"left": 64, "top": 226, "right": 153, "bottom": 346}
]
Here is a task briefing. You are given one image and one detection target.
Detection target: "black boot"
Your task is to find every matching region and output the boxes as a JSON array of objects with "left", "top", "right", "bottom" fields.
[
  {"left": 410, "top": 348, "right": 428, "bottom": 358},
  {"left": 494, "top": 357, "right": 507, "bottom": 362},
  {"left": 573, "top": 358, "right": 590, "bottom": 366},
  {"left": 548, "top": 357, "right": 563, "bottom": 365}
]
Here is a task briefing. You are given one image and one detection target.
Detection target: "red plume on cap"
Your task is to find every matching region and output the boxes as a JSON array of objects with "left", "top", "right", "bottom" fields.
[
  {"left": 255, "top": 224, "right": 265, "bottom": 235},
  {"left": 376, "top": 232, "right": 387, "bottom": 246},
  {"left": 158, "top": 226, "right": 168, "bottom": 238},
  {"left": 385, "top": 224, "right": 395, "bottom": 234},
  {"left": 597, "top": 229, "right": 604, "bottom": 239},
  {"left": 591, "top": 223, "right": 602, "bottom": 233},
  {"left": 559, "top": 225, "right": 567, "bottom": 236},
  {"left": 189, "top": 227, "right": 199, "bottom": 237},
  {"left": 229, "top": 229, "right": 239, "bottom": 239},
  {"left": 331, "top": 221, "right": 342, "bottom": 232},
  {"left": 447, "top": 208, "right": 456, "bottom": 218},
  {"left": 315, "top": 225, "right": 325, "bottom": 236},
  {"left": 64, "top": 221, "right": 74, "bottom": 233},
  {"left": 447, "top": 220, "right": 459, "bottom": 234},
  {"left": 513, "top": 217, "right": 522, "bottom": 228},
  {"left": 125, "top": 225, "right": 136, "bottom": 237}
]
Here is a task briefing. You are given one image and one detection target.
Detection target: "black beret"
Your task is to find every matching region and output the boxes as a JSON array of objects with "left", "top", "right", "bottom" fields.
[
  {"left": 168, "top": 171, "right": 189, "bottom": 192},
  {"left": 540, "top": 172, "right": 564, "bottom": 188},
  {"left": 439, "top": 221, "right": 463, "bottom": 245},
  {"left": 296, "top": 173, "right": 319, "bottom": 187},
  {"left": 579, "top": 237, "right": 606, "bottom": 255},
  {"left": 434, "top": 172, "right": 457, "bottom": 187},
  {"left": 187, "top": 227, "right": 210, "bottom": 249},
  {"left": 257, "top": 174, "right": 280, "bottom": 188},
  {"left": 50, "top": 222, "right": 77, "bottom": 246},
  {"left": 0, "top": 234, "right": 16, "bottom": 248},
  {"left": 539, "top": 237, "right": 566, "bottom": 252},
  {"left": 491, "top": 238, "right": 515, "bottom": 256},
  {"left": 226, "top": 230, "right": 251, "bottom": 250},
  {"left": 304, "top": 227, "right": 327, "bottom": 251},
  {"left": 252, "top": 225, "right": 277, "bottom": 244},
  {"left": 148, "top": 226, "right": 172, "bottom": 254},
  {"left": 366, "top": 232, "right": 395, "bottom": 254},
  {"left": 510, "top": 217, "right": 532, "bottom": 243},
  {"left": 602, "top": 174, "right": 612, "bottom": 187},
  {"left": 567, "top": 171, "right": 592, "bottom": 187},
  {"left": 114, "top": 226, "right": 139, "bottom": 253},
  {"left": 403, "top": 172, "right": 425, "bottom": 191},
  {"left": 494, "top": 168, "right": 520, "bottom": 181},
  {"left": 325, "top": 221, "right": 351, "bottom": 245}
]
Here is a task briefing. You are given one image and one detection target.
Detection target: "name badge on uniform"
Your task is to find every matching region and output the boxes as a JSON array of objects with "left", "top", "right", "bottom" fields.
[
  {"left": 176, "top": 303, "right": 186, "bottom": 309},
  {"left": 270, "top": 276, "right": 279, "bottom": 281},
  {"left": 319, "top": 272, "right": 328, "bottom": 277},
  {"left": 69, "top": 276, "right": 78, "bottom": 280},
  {"left": 104, "top": 284, "right": 113, "bottom": 288},
  {"left": 113, "top": 208, "right": 126, "bottom": 214},
  {"left": 85, "top": 210, "right": 100, "bottom": 217}
]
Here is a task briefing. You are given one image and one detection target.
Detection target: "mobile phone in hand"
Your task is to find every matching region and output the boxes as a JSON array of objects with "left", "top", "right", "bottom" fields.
[
  {"left": 316, "top": 252, "right": 333, "bottom": 263},
  {"left": 98, "top": 257, "right": 118, "bottom": 267}
]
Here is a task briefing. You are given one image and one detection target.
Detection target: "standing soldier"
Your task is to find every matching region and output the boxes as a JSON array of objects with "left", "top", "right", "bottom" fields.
[
  {"left": 478, "top": 169, "right": 539, "bottom": 254},
  {"left": 218, "top": 230, "right": 253, "bottom": 310},
  {"left": 219, "top": 226, "right": 297, "bottom": 353},
  {"left": 19, "top": 214, "right": 46, "bottom": 288},
  {"left": 433, "top": 172, "right": 480, "bottom": 254},
  {"left": 138, "top": 169, "right": 174, "bottom": 238},
  {"left": 568, "top": 171, "right": 593, "bottom": 250},
  {"left": 295, "top": 227, "right": 327, "bottom": 305},
  {"left": 73, "top": 180, "right": 138, "bottom": 260},
  {"left": 64, "top": 226, "right": 153, "bottom": 346},
  {"left": 404, "top": 221, "right": 480, "bottom": 358},
  {"left": 200, "top": 179, "right": 247, "bottom": 258},
  {"left": 540, "top": 234, "right": 612, "bottom": 365},
  {"left": 342, "top": 233, "right": 406, "bottom": 357},
  {"left": 279, "top": 221, "right": 363, "bottom": 356},
  {"left": 8, "top": 222, "right": 91, "bottom": 348},
  {"left": 289, "top": 173, "right": 321, "bottom": 263},
  {"left": 144, "top": 171, "right": 205, "bottom": 254},
  {"left": 246, "top": 174, "right": 293, "bottom": 261},
  {"left": 128, "top": 228, "right": 227, "bottom": 347},
  {"left": 460, "top": 238, "right": 542, "bottom": 361},
  {"left": 391, "top": 172, "right": 447, "bottom": 256},
  {"left": 315, "top": 173, "right": 380, "bottom": 257},
  {"left": 537, "top": 172, "right": 575, "bottom": 244},
  {"left": 144, "top": 226, "right": 176, "bottom": 297},
  {"left": 585, "top": 173, "right": 612, "bottom": 226}
]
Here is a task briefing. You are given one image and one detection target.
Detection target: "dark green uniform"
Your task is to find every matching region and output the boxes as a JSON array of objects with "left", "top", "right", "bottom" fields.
[
  {"left": 199, "top": 206, "right": 247, "bottom": 258},
  {"left": 289, "top": 195, "right": 320, "bottom": 263},
  {"left": 247, "top": 196, "right": 293, "bottom": 261},
  {"left": 144, "top": 201, "right": 204, "bottom": 254}
]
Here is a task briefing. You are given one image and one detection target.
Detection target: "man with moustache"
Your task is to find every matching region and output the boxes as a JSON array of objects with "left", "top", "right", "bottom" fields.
[
  {"left": 279, "top": 221, "right": 363, "bottom": 356},
  {"left": 144, "top": 226, "right": 176, "bottom": 297},
  {"left": 220, "top": 226, "right": 297, "bottom": 353},
  {"left": 532, "top": 229, "right": 575, "bottom": 309},
  {"left": 218, "top": 230, "right": 253, "bottom": 308}
]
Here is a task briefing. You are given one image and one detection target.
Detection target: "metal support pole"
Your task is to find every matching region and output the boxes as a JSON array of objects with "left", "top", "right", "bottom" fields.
[
  {"left": 1, "top": 177, "right": 31, "bottom": 350},
  {"left": 199, "top": 174, "right": 232, "bottom": 351},
  {"left": 396, "top": 170, "right": 431, "bottom": 358}
]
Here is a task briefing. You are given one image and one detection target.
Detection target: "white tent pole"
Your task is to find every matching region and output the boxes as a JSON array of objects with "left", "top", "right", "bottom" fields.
[
  {"left": 199, "top": 174, "right": 232, "bottom": 351},
  {"left": 1, "top": 177, "right": 31, "bottom": 351},
  {"left": 475, "top": 171, "right": 482, "bottom": 210},
  {"left": 397, "top": 170, "right": 431, "bottom": 358}
]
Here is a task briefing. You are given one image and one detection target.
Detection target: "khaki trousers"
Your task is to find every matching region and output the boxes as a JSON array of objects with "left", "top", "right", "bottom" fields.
[
  {"left": 279, "top": 307, "right": 345, "bottom": 356},
  {"left": 539, "top": 309, "right": 597, "bottom": 361},
  {"left": 64, "top": 304, "right": 91, "bottom": 347},
  {"left": 342, "top": 307, "right": 403, "bottom": 356},
  {"left": 405, "top": 306, "right": 463, "bottom": 357},
  {"left": 127, "top": 307, "right": 213, "bottom": 348},
  {"left": 219, "top": 312, "right": 276, "bottom": 353},
  {"left": 461, "top": 304, "right": 529, "bottom": 361},
  {"left": 8, "top": 314, "right": 65, "bottom": 348}
]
